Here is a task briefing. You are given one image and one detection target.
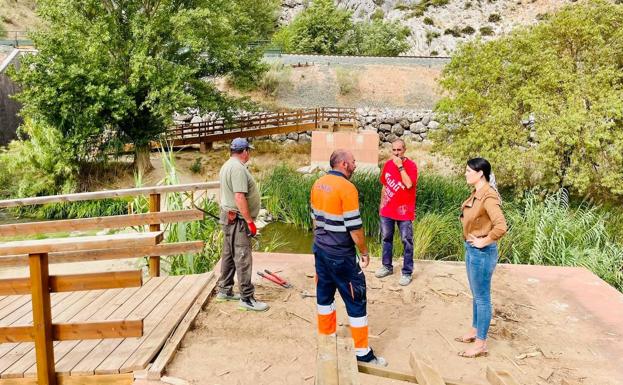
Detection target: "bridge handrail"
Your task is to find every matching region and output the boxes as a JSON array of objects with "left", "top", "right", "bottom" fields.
[{"left": 0, "top": 182, "right": 219, "bottom": 208}]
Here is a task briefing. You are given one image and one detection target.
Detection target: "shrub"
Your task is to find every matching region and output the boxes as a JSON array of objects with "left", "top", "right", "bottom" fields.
[
  {"left": 426, "top": 30, "right": 441, "bottom": 45},
  {"left": 430, "top": 50, "right": 439, "bottom": 56},
  {"left": 423, "top": 17, "right": 435, "bottom": 25},
  {"left": 335, "top": 67, "right": 359, "bottom": 96},
  {"left": 371, "top": 7, "right": 385, "bottom": 21},
  {"left": 258, "top": 63, "right": 292, "bottom": 96},
  {"left": 488, "top": 13, "right": 501, "bottom": 22},
  {"left": 479, "top": 26, "right": 495, "bottom": 36},
  {"left": 444, "top": 27, "right": 462, "bottom": 37},
  {"left": 464, "top": 1, "right": 472, "bottom": 9},
  {"left": 190, "top": 157, "right": 203, "bottom": 174},
  {"left": 461, "top": 25, "right": 476, "bottom": 35}
]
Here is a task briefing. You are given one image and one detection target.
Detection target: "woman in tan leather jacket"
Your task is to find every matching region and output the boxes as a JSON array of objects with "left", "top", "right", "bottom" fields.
[{"left": 455, "top": 158, "right": 507, "bottom": 358}]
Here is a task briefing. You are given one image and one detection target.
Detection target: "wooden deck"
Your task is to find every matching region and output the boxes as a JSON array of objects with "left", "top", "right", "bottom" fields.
[{"left": 0, "top": 273, "right": 212, "bottom": 380}]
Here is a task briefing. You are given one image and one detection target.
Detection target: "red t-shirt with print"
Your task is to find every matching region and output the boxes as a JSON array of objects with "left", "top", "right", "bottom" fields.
[{"left": 379, "top": 158, "right": 418, "bottom": 221}]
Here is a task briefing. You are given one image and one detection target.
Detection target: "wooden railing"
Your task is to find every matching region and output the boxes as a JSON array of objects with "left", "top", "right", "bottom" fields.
[
  {"left": 168, "top": 107, "right": 356, "bottom": 148},
  {"left": 0, "top": 183, "right": 217, "bottom": 384}
]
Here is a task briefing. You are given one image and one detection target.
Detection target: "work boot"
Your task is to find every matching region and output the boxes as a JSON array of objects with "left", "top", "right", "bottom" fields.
[
  {"left": 375, "top": 265, "right": 393, "bottom": 278},
  {"left": 238, "top": 297, "right": 270, "bottom": 312},
  {"left": 216, "top": 291, "right": 240, "bottom": 302},
  {"left": 399, "top": 274, "right": 412, "bottom": 286}
]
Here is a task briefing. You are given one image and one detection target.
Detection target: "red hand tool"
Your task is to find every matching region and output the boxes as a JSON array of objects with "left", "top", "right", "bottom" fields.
[
  {"left": 256, "top": 270, "right": 292, "bottom": 288},
  {"left": 264, "top": 269, "right": 292, "bottom": 288}
]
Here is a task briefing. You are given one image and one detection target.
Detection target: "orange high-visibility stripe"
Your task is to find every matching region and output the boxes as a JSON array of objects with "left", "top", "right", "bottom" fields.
[
  {"left": 318, "top": 311, "right": 337, "bottom": 335},
  {"left": 350, "top": 325, "right": 369, "bottom": 349}
]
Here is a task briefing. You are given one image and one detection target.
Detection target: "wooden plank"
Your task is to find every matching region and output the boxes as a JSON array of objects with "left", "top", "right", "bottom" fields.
[
  {"left": 68, "top": 276, "right": 184, "bottom": 375},
  {"left": 172, "top": 122, "right": 317, "bottom": 145},
  {"left": 120, "top": 274, "right": 210, "bottom": 373},
  {"left": 0, "top": 232, "right": 163, "bottom": 257},
  {"left": 0, "top": 321, "right": 142, "bottom": 343},
  {"left": 316, "top": 334, "right": 338, "bottom": 385},
  {"left": 24, "top": 279, "right": 164, "bottom": 378},
  {"left": 0, "top": 183, "right": 219, "bottom": 209},
  {"left": 52, "top": 278, "right": 172, "bottom": 376},
  {"left": 2, "top": 241, "right": 204, "bottom": 268},
  {"left": 357, "top": 363, "right": 475, "bottom": 385},
  {"left": 0, "top": 373, "right": 133, "bottom": 385},
  {"left": 0, "top": 296, "right": 32, "bottom": 322},
  {"left": 96, "top": 275, "right": 199, "bottom": 374},
  {"left": 2, "top": 290, "right": 103, "bottom": 379},
  {"left": 336, "top": 338, "right": 360, "bottom": 385},
  {"left": 409, "top": 352, "right": 446, "bottom": 385},
  {"left": 485, "top": 366, "right": 520, "bottom": 385},
  {"left": 0, "top": 271, "right": 142, "bottom": 295},
  {"left": 28, "top": 253, "right": 56, "bottom": 385},
  {"left": 0, "top": 210, "right": 203, "bottom": 238},
  {"left": 146, "top": 271, "right": 217, "bottom": 379}
]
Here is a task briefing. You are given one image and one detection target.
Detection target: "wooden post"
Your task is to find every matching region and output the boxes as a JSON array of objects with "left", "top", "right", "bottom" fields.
[
  {"left": 148, "top": 193, "right": 161, "bottom": 277},
  {"left": 29, "top": 252, "right": 57, "bottom": 385}
]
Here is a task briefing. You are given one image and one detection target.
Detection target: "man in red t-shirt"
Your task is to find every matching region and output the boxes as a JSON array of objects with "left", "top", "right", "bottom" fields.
[{"left": 375, "top": 139, "right": 418, "bottom": 286}]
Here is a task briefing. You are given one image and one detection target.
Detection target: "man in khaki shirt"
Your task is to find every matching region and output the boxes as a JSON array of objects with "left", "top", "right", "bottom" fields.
[{"left": 217, "top": 138, "right": 268, "bottom": 312}]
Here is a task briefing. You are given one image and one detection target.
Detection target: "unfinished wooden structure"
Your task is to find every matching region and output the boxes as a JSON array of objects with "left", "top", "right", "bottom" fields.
[
  {"left": 169, "top": 106, "right": 356, "bottom": 150},
  {"left": 317, "top": 337, "right": 522, "bottom": 385},
  {"left": 0, "top": 183, "right": 218, "bottom": 384}
]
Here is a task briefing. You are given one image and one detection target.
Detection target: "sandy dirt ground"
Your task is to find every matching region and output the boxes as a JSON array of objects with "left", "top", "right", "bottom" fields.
[{"left": 165, "top": 253, "right": 623, "bottom": 385}]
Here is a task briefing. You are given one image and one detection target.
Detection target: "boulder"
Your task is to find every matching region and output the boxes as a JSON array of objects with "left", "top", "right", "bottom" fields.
[
  {"left": 271, "top": 134, "right": 286, "bottom": 141},
  {"left": 428, "top": 121, "right": 440, "bottom": 130},
  {"left": 287, "top": 132, "right": 299, "bottom": 140},
  {"left": 399, "top": 119, "right": 411, "bottom": 128},
  {"left": 392, "top": 124, "right": 404, "bottom": 136},
  {"left": 410, "top": 121, "right": 426, "bottom": 134},
  {"left": 422, "top": 113, "right": 432, "bottom": 126},
  {"left": 386, "top": 133, "right": 398, "bottom": 143},
  {"left": 379, "top": 123, "right": 392, "bottom": 132},
  {"left": 284, "top": 139, "right": 297, "bottom": 146},
  {"left": 190, "top": 115, "right": 203, "bottom": 124},
  {"left": 298, "top": 133, "right": 312, "bottom": 143}
]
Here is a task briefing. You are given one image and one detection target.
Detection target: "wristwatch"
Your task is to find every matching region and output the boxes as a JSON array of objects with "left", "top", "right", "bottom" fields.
[{"left": 398, "top": 166, "right": 404, "bottom": 171}]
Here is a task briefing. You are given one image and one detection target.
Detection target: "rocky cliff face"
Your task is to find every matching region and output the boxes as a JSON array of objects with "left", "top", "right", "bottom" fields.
[{"left": 280, "top": 0, "right": 572, "bottom": 56}]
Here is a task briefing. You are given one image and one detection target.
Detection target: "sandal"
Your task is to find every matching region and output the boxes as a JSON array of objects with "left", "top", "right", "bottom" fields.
[
  {"left": 457, "top": 348, "right": 489, "bottom": 358},
  {"left": 454, "top": 336, "right": 476, "bottom": 343}
]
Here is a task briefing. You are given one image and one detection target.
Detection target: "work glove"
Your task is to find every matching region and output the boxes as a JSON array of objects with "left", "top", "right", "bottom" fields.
[{"left": 246, "top": 220, "right": 257, "bottom": 237}]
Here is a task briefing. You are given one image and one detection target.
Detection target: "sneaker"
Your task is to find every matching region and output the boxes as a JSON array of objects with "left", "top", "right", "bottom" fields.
[
  {"left": 368, "top": 356, "right": 388, "bottom": 367},
  {"left": 216, "top": 291, "right": 240, "bottom": 302},
  {"left": 238, "top": 297, "right": 270, "bottom": 312},
  {"left": 399, "top": 274, "right": 412, "bottom": 286},
  {"left": 375, "top": 265, "right": 393, "bottom": 278}
]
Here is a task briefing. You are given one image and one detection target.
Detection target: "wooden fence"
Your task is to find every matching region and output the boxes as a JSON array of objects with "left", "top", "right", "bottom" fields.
[
  {"left": 168, "top": 107, "right": 356, "bottom": 148},
  {"left": 0, "top": 183, "right": 216, "bottom": 384}
]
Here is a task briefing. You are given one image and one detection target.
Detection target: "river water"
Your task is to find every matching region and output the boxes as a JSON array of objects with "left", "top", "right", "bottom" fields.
[{"left": 258, "top": 222, "right": 314, "bottom": 254}]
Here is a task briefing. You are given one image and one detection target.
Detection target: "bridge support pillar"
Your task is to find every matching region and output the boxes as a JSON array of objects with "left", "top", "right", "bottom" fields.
[{"left": 200, "top": 141, "right": 212, "bottom": 153}]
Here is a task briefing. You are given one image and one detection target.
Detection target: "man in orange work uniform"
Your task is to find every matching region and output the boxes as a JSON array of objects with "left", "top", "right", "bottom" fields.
[{"left": 310, "top": 149, "right": 387, "bottom": 366}]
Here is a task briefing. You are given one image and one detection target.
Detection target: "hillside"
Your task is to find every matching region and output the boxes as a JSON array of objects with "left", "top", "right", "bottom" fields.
[
  {"left": 0, "top": 0, "right": 39, "bottom": 36},
  {"left": 281, "top": 0, "right": 574, "bottom": 56}
]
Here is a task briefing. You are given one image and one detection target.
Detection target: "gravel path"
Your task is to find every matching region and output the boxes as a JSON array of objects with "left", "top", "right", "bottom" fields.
[{"left": 265, "top": 53, "right": 450, "bottom": 69}]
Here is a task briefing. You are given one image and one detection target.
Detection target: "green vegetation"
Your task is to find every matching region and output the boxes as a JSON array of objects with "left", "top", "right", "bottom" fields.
[
  {"left": 262, "top": 166, "right": 623, "bottom": 291},
  {"left": 488, "top": 13, "right": 502, "bottom": 22},
  {"left": 396, "top": 0, "right": 450, "bottom": 17},
  {"left": 434, "top": 0, "right": 623, "bottom": 200},
  {"left": 8, "top": 0, "right": 279, "bottom": 176},
  {"left": 0, "top": 20, "right": 6, "bottom": 38},
  {"left": 423, "top": 17, "right": 435, "bottom": 25},
  {"left": 444, "top": 26, "right": 462, "bottom": 37},
  {"left": 461, "top": 26, "right": 475, "bottom": 35},
  {"left": 430, "top": 50, "right": 439, "bottom": 56},
  {"left": 335, "top": 67, "right": 360, "bottom": 96},
  {"left": 371, "top": 7, "right": 385, "bottom": 21},
  {"left": 426, "top": 31, "right": 441, "bottom": 45},
  {"left": 479, "top": 26, "right": 495, "bottom": 36},
  {"left": 190, "top": 158, "right": 203, "bottom": 174},
  {"left": 272, "top": 0, "right": 410, "bottom": 56},
  {"left": 257, "top": 63, "right": 292, "bottom": 97}
]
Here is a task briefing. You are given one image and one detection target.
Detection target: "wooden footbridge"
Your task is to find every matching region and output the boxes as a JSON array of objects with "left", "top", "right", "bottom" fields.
[
  {"left": 168, "top": 107, "right": 356, "bottom": 150},
  {"left": 0, "top": 183, "right": 219, "bottom": 385}
]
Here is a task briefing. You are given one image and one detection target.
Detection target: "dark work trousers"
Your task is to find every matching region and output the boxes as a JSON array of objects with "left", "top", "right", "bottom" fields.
[{"left": 218, "top": 218, "right": 254, "bottom": 300}]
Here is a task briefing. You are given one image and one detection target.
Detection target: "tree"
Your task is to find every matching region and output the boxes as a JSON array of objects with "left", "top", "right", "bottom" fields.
[
  {"left": 433, "top": 0, "right": 623, "bottom": 199},
  {"left": 272, "top": 0, "right": 410, "bottom": 56},
  {"left": 9, "top": 0, "right": 279, "bottom": 174}
]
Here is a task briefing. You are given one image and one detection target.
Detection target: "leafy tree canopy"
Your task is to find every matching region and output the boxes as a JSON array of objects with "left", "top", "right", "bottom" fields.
[
  {"left": 433, "top": 0, "right": 623, "bottom": 199},
  {"left": 273, "top": 0, "right": 410, "bottom": 56},
  {"left": 9, "top": 0, "right": 279, "bottom": 172}
]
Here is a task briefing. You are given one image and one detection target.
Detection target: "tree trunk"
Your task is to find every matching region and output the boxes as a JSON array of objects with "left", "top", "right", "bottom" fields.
[{"left": 134, "top": 144, "right": 154, "bottom": 175}]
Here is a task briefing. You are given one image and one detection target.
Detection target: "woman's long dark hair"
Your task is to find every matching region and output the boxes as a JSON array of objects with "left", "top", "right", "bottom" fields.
[{"left": 467, "top": 158, "right": 492, "bottom": 182}]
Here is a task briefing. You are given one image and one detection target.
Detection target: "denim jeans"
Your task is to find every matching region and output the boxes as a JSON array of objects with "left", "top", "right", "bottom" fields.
[
  {"left": 380, "top": 216, "right": 414, "bottom": 275},
  {"left": 464, "top": 241, "right": 498, "bottom": 340}
]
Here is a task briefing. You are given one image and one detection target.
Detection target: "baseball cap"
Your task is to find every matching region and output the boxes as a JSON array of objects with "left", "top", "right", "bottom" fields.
[{"left": 230, "top": 137, "right": 254, "bottom": 151}]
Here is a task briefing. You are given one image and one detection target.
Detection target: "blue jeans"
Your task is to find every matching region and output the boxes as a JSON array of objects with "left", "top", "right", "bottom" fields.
[
  {"left": 464, "top": 241, "right": 498, "bottom": 340},
  {"left": 380, "top": 216, "right": 414, "bottom": 275}
]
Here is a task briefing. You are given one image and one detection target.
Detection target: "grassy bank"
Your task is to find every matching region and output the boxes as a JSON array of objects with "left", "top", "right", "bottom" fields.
[{"left": 262, "top": 165, "right": 623, "bottom": 291}]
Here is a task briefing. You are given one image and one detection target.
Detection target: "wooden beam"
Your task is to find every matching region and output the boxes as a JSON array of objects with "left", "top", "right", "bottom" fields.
[
  {"left": 336, "top": 338, "right": 360, "bottom": 385},
  {"left": 29, "top": 252, "right": 56, "bottom": 385},
  {"left": 0, "top": 320, "right": 143, "bottom": 342},
  {"left": 171, "top": 123, "right": 317, "bottom": 146},
  {"left": 146, "top": 271, "right": 217, "bottom": 380},
  {"left": 486, "top": 366, "right": 520, "bottom": 385},
  {"left": 0, "top": 210, "right": 203, "bottom": 237},
  {"left": 409, "top": 352, "right": 446, "bottom": 385},
  {"left": 148, "top": 193, "right": 161, "bottom": 277},
  {"left": 1, "top": 241, "right": 204, "bottom": 267},
  {"left": 316, "top": 334, "right": 339, "bottom": 385},
  {"left": 0, "top": 270, "right": 142, "bottom": 295},
  {"left": 358, "top": 362, "right": 477, "bottom": 385},
  {"left": 0, "top": 373, "right": 133, "bottom": 385},
  {"left": 0, "top": 182, "right": 219, "bottom": 208},
  {"left": 0, "top": 231, "right": 163, "bottom": 256}
]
